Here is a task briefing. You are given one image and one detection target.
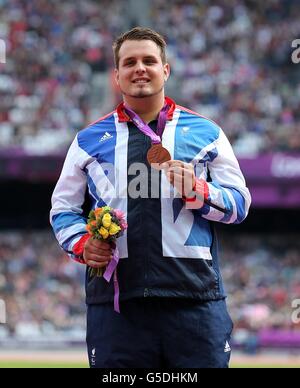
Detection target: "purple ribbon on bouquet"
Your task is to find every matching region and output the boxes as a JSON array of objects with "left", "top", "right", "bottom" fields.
[
  {"left": 103, "top": 247, "right": 120, "bottom": 313},
  {"left": 124, "top": 103, "right": 169, "bottom": 144}
]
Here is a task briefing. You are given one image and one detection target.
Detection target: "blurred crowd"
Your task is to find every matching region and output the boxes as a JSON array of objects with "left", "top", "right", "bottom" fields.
[
  {"left": 0, "top": 0, "right": 126, "bottom": 154},
  {"left": 0, "top": 0, "right": 299, "bottom": 156},
  {"left": 0, "top": 230, "right": 299, "bottom": 342},
  {"left": 220, "top": 233, "right": 300, "bottom": 332},
  {"left": 151, "top": 0, "right": 300, "bottom": 156},
  {"left": 0, "top": 231, "right": 86, "bottom": 340}
]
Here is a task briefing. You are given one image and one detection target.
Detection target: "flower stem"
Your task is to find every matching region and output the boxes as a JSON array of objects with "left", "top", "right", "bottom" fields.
[{"left": 97, "top": 267, "right": 104, "bottom": 277}]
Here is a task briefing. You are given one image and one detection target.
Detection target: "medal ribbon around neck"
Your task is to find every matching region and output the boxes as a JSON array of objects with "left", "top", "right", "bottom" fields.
[{"left": 124, "top": 103, "right": 171, "bottom": 167}]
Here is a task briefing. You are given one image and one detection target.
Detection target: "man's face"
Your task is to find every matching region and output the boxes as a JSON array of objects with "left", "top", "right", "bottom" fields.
[{"left": 115, "top": 40, "right": 170, "bottom": 100}]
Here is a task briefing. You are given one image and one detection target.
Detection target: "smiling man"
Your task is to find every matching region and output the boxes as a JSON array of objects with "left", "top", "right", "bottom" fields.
[
  {"left": 50, "top": 27, "right": 251, "bottom": 368},
  {"left": 114, "top": 37, "right": 170, "bottom": 122}
]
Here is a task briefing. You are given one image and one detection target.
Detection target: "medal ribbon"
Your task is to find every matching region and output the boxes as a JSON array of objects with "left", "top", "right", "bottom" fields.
[
  {"left": 124, "top": 103, "right": 169, "bottom": 144},
  {"left": 103, "top": 247, "right": 120, "bottom": 313}
]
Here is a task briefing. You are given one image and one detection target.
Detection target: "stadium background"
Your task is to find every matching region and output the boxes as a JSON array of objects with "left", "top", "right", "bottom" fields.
[{"left": 0, "top": 0, "right": 300, "bottom": 368}]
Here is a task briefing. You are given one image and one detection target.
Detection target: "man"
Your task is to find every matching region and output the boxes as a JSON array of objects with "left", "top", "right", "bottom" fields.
[{"left": 50, "top": 27, "right": 251, "bottom": 368}]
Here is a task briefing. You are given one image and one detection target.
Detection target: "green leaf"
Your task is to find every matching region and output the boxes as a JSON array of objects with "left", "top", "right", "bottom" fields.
[{"left": 88, "top": 210, "right": 96, "bottom": 220}]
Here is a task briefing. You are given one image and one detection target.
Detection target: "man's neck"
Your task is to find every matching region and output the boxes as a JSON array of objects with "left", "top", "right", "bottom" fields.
[{"left": 124, "top": 95, "right": 165, "bottom": 123}]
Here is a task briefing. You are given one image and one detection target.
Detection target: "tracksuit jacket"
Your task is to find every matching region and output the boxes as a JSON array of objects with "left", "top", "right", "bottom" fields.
[{"left": 50, "top": 97, "right": 251, "bottom": 305}]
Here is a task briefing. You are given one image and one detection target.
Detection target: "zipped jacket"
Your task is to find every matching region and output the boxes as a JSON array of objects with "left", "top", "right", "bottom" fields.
[{"left": 50, "top": 97, "right": 251, "bottom": 304}]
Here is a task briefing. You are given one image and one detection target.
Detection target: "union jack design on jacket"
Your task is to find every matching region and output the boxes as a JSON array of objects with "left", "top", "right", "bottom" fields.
[{"left": 50, "top": 97, "right": 251, "bottom": 304}]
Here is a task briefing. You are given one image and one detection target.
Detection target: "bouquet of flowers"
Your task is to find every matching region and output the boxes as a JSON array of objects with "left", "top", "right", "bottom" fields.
[{"left": 86, "top": 206, "right": 128, "bottom": 277}]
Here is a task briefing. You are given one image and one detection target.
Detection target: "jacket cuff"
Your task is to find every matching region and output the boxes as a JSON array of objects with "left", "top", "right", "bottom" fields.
[
  {"left": 72, "top": 234, "right": 90, "bottom": 261},
  {"left": 182, "top": 178, "right": 209, "bottom": 208}
]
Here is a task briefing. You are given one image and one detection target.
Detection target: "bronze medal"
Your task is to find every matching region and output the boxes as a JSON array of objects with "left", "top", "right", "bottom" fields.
[{"left": 147, "top": 143, "right": 171, "bottom": 168}]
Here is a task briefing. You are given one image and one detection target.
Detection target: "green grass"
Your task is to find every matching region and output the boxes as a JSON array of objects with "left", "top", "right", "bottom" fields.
[
  {"left": 0, "top": 361, "right": 88, "bottom": 368},
  {"left": 232, "top": 364, "right": 300, "bottom": 369},
  {"left": 0, "top": 361, "right": 299, "bottom": 368}
]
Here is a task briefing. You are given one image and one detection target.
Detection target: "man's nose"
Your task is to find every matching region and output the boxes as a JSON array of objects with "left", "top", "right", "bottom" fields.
[{"left": 135, "top": 61, "right": 146, "bottom": 73}]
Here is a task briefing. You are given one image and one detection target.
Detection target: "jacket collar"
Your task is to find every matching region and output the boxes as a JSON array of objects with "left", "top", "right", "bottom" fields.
[{"left": 116, "top": 96, "right": 176, "bottom": 123}]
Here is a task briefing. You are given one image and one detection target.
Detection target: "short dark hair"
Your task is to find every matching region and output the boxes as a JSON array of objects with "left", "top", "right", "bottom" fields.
[{"left": 113, "top": 27, "right": 167, "bottom": 68}]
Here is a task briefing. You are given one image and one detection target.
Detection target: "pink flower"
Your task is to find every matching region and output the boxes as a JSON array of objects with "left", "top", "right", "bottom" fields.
[
  {"left": 114, "top": 209, "right": 125, "bottom": 220},
  {"left": 120, "top": 221, "right": 128, "bottom": 230}
]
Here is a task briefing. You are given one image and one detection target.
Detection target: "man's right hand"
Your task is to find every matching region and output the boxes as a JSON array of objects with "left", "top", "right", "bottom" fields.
[{"left": 83, "top": 238, "right": 113, "bottom": 269}]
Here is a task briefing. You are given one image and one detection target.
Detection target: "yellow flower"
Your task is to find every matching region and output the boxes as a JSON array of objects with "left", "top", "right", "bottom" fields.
[
  {"left": 99, "top": 227, "right": 109, "bottom": 239},
  {"left": 102, "top": 213, "right": 112, "bottom": 228},
  {"left": 109, "top": 223, "right": 121, "bottom": 236}
]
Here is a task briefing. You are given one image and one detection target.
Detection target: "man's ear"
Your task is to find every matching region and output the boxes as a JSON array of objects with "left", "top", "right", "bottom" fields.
[
  {"left": 114, "top": 68, "right": 119, "bottom": 86},
  {"left": 164, "top": 63, "right": 170, "bottom": 82}
]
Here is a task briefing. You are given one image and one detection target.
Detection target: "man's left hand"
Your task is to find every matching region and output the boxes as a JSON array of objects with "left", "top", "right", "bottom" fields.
[{"left": 160, "top": 160, "right": 196, "bottom": 197}]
